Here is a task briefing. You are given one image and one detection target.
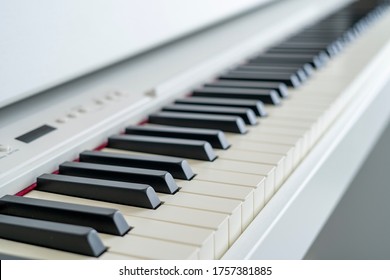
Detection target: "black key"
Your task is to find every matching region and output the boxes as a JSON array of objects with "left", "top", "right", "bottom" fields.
[
  {"left": 204, "top": 80, "right": 289, "bottom": 98},
  {"left": 192, "top": 87, "right": 281, "bottom": 105},
  {"left": 58, "top": 162, "right": 178, "bottom": 195},
  {"left": 148, "top": 111, "right": 247, "bottom": 134},
  {"left": 276, "top": 46, "right": 338, "bottom": 57},
  {"left": 267, "top": 47, "right": 330, "bottom": 58},
  {"left": 0, "top": 253, "right": 28, "bottom": 260},
  {"left": 175, "top": 97, "right": 267, "bottom": 117},
  {"left": 108, "top": 134, "right": 217, "bottom": 161},
  {"left": 287, "top": 36, "right": 342, "bottom": 45},
  {"left": 162, "top": 104, "right": 257, "bottom": 125},
  {"left": 244, "top": 61, "right": 315, "bottom": 78},
  {"left": 220, "top": 71, "right": 301, "bottom": 88},
  {"left": 267, "top": 48, "right": 331, "bottom": 63},
  {"left": 276, "top": 42, "right": 340, "bottom": 57},
  {"left": 246, "top": 61, "right": 315, "bottom": 76},
  {"left": 0, "top": 195, "right": 131, "bottom": 235},
  {"left": 250, "top": 53, "right": 323, "bottom": 69},
  {"left": 125, "top": 125, "right": 230, "bottom": 149},
  {"left": 235, "top": 65, "right": 308, "bottom": 82},
  {"left": 269, "top": 41, "right": 332, "bottom": 50},
  {"left": 80, "top": 150, "right": 195, "bottom": 180},
  {"left": 239, "top": 63, "right": 306, "bottom": 72},
  {"left": 37, "top": 173, "right": 161, "bottom": 208},
  {"left": 0, "top": 214, "right": 106, "bottom": 257}
]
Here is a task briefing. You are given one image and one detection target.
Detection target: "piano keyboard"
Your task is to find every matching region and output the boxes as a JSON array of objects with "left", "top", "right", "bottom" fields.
[{"left": 1, "top": 0, "right": 390, "bottom": 260}]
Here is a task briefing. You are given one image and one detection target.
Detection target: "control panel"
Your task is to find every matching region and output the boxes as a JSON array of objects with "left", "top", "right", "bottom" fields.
[{"left": 0, "top": 88, "right": 153, "bottom": 197}]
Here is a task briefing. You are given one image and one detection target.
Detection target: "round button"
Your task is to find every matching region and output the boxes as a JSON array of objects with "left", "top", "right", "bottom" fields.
[
  {"left": 105, "top": 95, "right": 114, "bottom": 101},
  {"left": 105, "top": 90, "right": 124, "bottom": 101},
  {"left": 94, "top": 99, "right": 105, "bottom": 105},
  {"left": 114, "top": 90, "right": 124, "bottom": 97},
  {"left": 0, "top": 145, "right": 12, "bottom": 153},
  {"left": 77, "top": 106, "right": 88, "bottom": 113},
  {"left": 56, "top": 117, "right": 68, "bottom": 124},
  {"left": 67, "top": 112, "right": 78, "bottom": 118}
]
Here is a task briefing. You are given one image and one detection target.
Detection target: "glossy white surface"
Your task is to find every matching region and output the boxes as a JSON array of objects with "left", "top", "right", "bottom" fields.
[{"left": 0, "top": 0, "right": 274, "bottom": 109}]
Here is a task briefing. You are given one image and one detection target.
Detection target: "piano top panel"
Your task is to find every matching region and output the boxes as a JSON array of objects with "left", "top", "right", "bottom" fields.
[
  {"left": 0, "top": 0, "right": 276, "bottom": 109},
  {"left": 0, "top": 0, "right": 353, "bottom": 127}
]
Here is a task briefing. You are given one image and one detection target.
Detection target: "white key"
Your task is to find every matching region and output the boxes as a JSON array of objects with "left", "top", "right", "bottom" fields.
[
  {"left": 246, "top": 125, "right": 307, "bottom": 137},
  {"left": 177, "top": 180, "right": 254, "bottom": 229},
  {"left": 100, "top": 234, "right": 199, "bottom": 260},
  {"left": 249, "top": 123, "right": 310, "bottom": 160},
  {"left": 99, "top": 252, "right": 141, "bottom": 260},
  {"left": 187, "top": 158, "right": 275, "bottom": 203},
  {"left": 260, "top": 118, "right": 317, "bottom": 146},
  {"left": 267, "top": 107, "right": 324, "bottom": 139},
  {"left": 224, "top": 137, "right": 294, "bottom": 182},
  {"left": 214, "top": 149, "right": 284, "bottom": 194},
  {"left": 125, "top": 215, "right": 214, "bottom": 259},
  {"left": 159, "top": 192, "right": 242, "bottom": 245},
  {"left": 276, "top": 101, "right": 333, "bottom": 135},
  {"left": 191, "top": 167, "right": 266, "bottom": 213},
  {"left": 242, "top": 125, "right": 307, "bottom": 164},
  {"left": 267, "top": 106, "right": 324, "bottom": 120}
]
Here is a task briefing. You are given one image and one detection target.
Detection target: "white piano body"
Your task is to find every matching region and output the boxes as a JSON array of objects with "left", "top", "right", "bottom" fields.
[{"left": 1, "top": 0, "right": 390, "bottom": 259}]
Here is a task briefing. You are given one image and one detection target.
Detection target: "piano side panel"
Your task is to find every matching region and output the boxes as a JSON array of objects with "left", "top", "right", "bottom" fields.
[{"left": 305, "top": 118, "right": 390, "bottom": 259}]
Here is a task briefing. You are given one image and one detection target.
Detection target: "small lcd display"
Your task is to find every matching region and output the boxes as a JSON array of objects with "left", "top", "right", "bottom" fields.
[{"left": 15, "top": 125, "right": 56, "bottom": 143}]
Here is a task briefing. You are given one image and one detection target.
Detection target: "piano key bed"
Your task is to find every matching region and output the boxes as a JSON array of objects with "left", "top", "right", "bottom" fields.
[{"left": 1, "top": 0, "right": 390, "bottom": 260}]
